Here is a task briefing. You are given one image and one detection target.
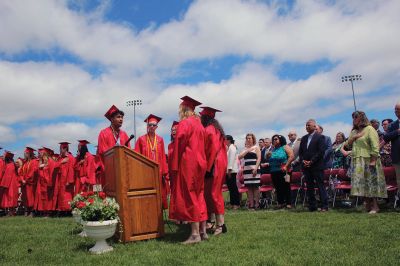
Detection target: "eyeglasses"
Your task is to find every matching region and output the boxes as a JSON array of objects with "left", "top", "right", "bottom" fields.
[{"left": 148, "top": 123, "right": 158, "bottom": 127}]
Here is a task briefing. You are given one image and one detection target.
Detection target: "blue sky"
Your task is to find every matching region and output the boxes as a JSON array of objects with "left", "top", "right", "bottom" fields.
[{"left": 0, "top": 0, "right": 399, "bottom": 156}]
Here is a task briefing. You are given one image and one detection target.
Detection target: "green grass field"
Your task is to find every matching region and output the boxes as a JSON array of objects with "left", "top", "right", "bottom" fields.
[{"left": 1, "top": 207, "right": 400, "bottom": 266}]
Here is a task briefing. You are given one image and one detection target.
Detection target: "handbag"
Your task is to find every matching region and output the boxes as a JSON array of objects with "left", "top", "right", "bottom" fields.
[{"left": 284, "top": 173, "right": 291, "bottom": 183}]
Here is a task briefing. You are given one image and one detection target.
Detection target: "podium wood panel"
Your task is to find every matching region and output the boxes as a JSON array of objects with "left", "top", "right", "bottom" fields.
[{"left": 103, "top": 146, "right": 164, "bottom": 243}]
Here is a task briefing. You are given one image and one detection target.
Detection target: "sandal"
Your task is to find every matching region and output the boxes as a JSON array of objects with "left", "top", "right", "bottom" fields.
[
  {"left": 206, "top": 220, "right": 215, "bottom": 230},
  {"left": 213, "top": 224, "right": 227, "bottom": 236}
]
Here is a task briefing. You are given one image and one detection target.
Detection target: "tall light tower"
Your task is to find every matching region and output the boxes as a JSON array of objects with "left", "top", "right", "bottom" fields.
[
  {"left": 126, "top": 99, "right": 142, "bottom": 140},
  {"left": 341, "top": 74, "right": 362, "bottom": 111}
]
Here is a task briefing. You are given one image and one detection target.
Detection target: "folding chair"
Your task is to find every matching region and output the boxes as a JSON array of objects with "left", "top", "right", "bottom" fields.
[
  {"left": 290, "top": 171, "right": 302, "bottom": 207},
  {"left": 332, "top": 168, "right": 352, "bottom": 207},
  {"left": 384, "top": 167, "right": 398, "bottom": 208},
  {"left": 259, "top": 174, "right": 274, "bottom": 208}
]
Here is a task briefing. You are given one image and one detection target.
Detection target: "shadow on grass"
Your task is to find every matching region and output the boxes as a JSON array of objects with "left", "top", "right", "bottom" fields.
[{"left": 158, "top": 222, "right": 191, "bottom": 243}]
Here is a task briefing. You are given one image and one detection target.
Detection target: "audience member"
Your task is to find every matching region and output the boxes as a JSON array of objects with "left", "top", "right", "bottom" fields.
[
  {"left": 299, "top": 119, "right": 329, "bottom": 212},
  {"left": 238, "top": 133, "right": 261, "bottom": 210},
  {"left": 225, "top": 135, "right": 240, "bottom": 210},
  {"left": 331, "top": 132, "right": 347, "bottom": 169},
  {"left": 316, "top": 125, "right": 333, "bottom": 169},
  {"left": 345, "top": 111, "right": 387, "bottom": 214},
  {"left": 379, "top": 119, "right": 393, "bottom": 167},
  {"left": 287, "top": 130, "right": 301, "bottom": 171},
  {"left": 383, "top": 102, "right": 400, "bottom": 189},
  {"left": 268, "top": 134, "right": 294, "bottom": 209}
]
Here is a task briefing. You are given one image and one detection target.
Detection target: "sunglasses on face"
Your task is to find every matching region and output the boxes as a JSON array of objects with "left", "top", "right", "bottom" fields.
[
  {"left": 148, "top": 123, "right": 158, "bottom": 127},
  {"left": 273, "top": 138, "right": 279, "bottom": 141}
]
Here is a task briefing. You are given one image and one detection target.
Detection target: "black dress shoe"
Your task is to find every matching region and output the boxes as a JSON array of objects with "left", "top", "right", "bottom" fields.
[{"left": 309, "top": 207, "right": 317, "bottom": 212}]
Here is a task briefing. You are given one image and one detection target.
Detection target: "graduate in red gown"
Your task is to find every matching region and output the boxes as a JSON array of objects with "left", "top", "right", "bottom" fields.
[
  {"left": 96, "top": 105, "right": 131, "bottom": 188},
  {"left": 55, "top": 142, "right": 75, "bottom": 214},
  {"left": 168, "top": 121, "right": 179, "bottom": 193},
  {"left": 75, "top": 140, "right": 96, "bottom": 194},
  {"left": 169, "top": 96, "right": 208, "bottom": 244},
  {"left": 0, "top": 148, "right": 4, "bottom": 208},
  {"left": 200, "top": 106, "right": 228, "bottom": 235},
  {"left": 34, "top": 148, "right": 56, "bottom": 216},
  {"left": 0, "top": 151, "right": 19, "bottom": 216},
  {"left": 20, "top": 147, "right": 39, "bottom": 216},
  {"left": 135, "top": 114, "right": 169, "bottom": 209}
]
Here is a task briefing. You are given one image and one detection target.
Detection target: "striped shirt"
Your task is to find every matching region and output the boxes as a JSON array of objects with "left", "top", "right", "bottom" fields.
[{"left": 243, "top": 150, "right": 260, "bottom": 186}]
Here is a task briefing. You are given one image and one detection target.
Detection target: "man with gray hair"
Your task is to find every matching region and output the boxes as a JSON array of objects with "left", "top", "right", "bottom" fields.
[
  {"left": 383, "top": 102, "right": 400, "bottom": 192},
  {"left": 287, "top": 130, "right": 301, "bottom": 171},
  {"left": 299, "top": 119, "right": 328, "bottom": 211}
]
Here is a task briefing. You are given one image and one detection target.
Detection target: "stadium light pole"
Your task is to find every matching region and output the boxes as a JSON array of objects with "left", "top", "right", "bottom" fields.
[
  {"left": 341, "top": 74, "right": 362, "bottom": 112},
  {"left": 126, "top": 99, "right": 142, "bottom": 140}
]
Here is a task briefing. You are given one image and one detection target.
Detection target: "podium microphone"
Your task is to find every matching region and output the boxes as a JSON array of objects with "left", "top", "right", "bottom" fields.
[{"left": 125, "top": 134, "right": 135, "bottom": 146}]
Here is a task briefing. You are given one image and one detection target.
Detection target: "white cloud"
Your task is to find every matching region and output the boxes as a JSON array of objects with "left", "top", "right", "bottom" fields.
[
  {"left": 0, "top": 0, "right": 399, "bottom": 153},
  {"left": 0, "top": 124, "right": 16, "bottom": 144}
]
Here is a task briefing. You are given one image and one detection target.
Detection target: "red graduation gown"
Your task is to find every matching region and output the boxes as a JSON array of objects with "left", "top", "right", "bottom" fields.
[
  {"left": 135, "top": 134, "right": 169, "bottom": 209},
  {"left": 167, "top": 141, "right": 176, "bottom": 192},
  {"left": 0, "top": 162, "right": 19, "bottom": 208},
  {"left": 20, "top": 159, "right": 39, "bottom": 208},
  {"left": 204, "top": 125, "right": 228, "bottom": 215},
  {"left": 75, "top": 152, "right": 96, "bottom": 194},
  {"left": 0, "top": 159, "right": 4, "bottom": 206},
  {"left": 34, "top": 159, "right": 55, "bottom": 211},
  {"left": 55, "top": 153, "right": 75, "bottom": 211},
  {"left": 169, "top": 116, "right": 208, "bottom": 222},
  {"left": 96, "top": 126, "right": 130, "bottom": 186}
]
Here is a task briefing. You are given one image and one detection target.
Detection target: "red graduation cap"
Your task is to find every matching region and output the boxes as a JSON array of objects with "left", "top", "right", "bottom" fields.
[
  {"left": 180, "top": 96, "right": 202, "bottom": 110},
  {"left": 78, "top": 140, "right": 90, "bottom": 145},
  {"left": 38, "top": 147, "right": 46, "bottom": 153},
  {"left": 25, "top": 147, "right": 36, "bottom": 153},
  {"left": 4, "top": 150, "right": 14, "bottom": 158},
  {"left": 171, "top": 121, "right": 179, "bottom": 127},
  {"left": 199, "top": 106, "right": 222, "bottom": 118},
  {"left": 144, "top": 114, "right": 162, "bottom": 124},
  {"left": 59, "top": 142, "right": 70, "bottom": 149},
  {"left": 43, "top": 147, "right": 54, "bottom": 155},
  {"left": 104, "top": 105, "right": 120, "bottom": 121}
]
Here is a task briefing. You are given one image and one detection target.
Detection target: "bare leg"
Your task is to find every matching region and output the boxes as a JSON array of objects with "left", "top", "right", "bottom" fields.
[
  {"left": 254, "top": 188, "right": 260, "bottom": 208},
  {"left": 182, "top": 222, "right": 201, "bottom": 244},
  {"left": 370, "top": 198, "right": 379, "bottom": 214},
  {"left": 214, "top": 214, "right": 227, "bottom": 235},
  {"left": 247, "top": 189, "right": 254, "bottom": 208},
  {"left": 200, "top": 220, "right": 208, "bottom": 240}
]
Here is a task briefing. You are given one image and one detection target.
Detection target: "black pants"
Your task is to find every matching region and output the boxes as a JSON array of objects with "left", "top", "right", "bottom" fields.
[
  {"left": 303, "top": 168, "right": 328, "bottom": 210},
  {"left": 226, "top": 173, "right": 240, "bottom": 206},
  {"left": 271, "top": 171, "right": 291, "bottom": 205}
]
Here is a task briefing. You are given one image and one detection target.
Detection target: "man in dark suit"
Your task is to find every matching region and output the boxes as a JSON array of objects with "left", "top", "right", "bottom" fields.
[
  {"left": 316, "top": 125, "right": 333, "bottom": 170},
  {"left": 299, "top": 119, "right": 328, "bottom": 211},
  {"left": 383, "top": 102, "right": 400, "bottom": 187}
]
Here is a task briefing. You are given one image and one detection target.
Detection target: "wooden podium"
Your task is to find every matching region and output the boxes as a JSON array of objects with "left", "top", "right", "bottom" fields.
[{"left": 103, "top": 145, "right": 164, "bottom": 243}]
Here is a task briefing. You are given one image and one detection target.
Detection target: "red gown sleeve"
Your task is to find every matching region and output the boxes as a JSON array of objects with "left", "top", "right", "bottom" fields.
[
  {"left": 204, "top": 126, "right": 219, "bottom": 172},
  {"left": 86, "top": 153, "right": 96, "bottom": 185},
  {"left": 0, "top": 163, "right": 13, "bottom": 188},
  {"left": 172, "top": 120, "right": 188, "bottom": 171},
  {"left": 159, "top": 137, "right": 168, "bottom": 176},
  {"left": 67, "top": 154, "right": 75, "bottom": 184}
]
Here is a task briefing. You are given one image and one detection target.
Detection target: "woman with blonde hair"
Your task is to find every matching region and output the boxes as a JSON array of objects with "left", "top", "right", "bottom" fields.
[
  {"left": 238, "top": 133, "right": 261, "bottom": 210},
  {"left": 34, "top": 148, "right": 56, "bottom": 216},
  {"left": 344, "top": 111, "right": 387, "bottom": 213},
  {"left": 169, "top": 96, "right": 208, "bottom": 244}
]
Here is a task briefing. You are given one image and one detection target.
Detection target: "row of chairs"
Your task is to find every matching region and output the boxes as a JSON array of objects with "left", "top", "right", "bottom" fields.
[{"left": 223, "top": 167, "right": 399, "bottom": 209}]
